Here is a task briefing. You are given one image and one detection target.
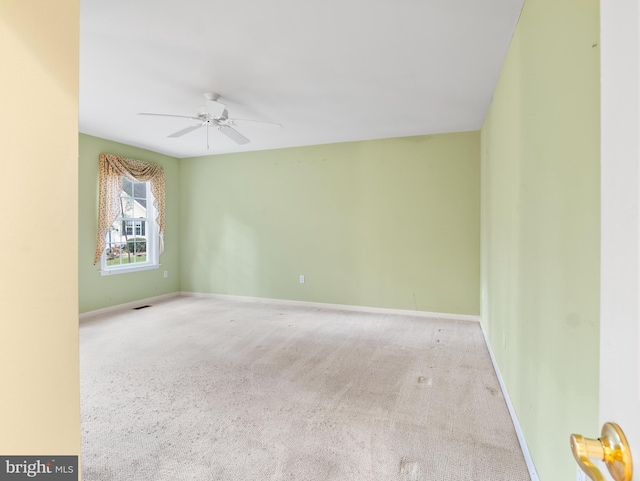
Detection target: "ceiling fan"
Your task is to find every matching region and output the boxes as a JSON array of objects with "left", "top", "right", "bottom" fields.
[{"left": 138, "top": 93, "right": 281, "bottom": 149}]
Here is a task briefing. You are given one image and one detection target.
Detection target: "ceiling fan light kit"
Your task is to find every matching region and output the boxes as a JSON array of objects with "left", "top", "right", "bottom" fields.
[{"left": 138, "top": 93, "right": 281, "bottom": 149}]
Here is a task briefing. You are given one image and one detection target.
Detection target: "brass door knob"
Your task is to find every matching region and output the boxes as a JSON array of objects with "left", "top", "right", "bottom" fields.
[{"left": 570, "top": 422, "right": 632, "bottom": 481}]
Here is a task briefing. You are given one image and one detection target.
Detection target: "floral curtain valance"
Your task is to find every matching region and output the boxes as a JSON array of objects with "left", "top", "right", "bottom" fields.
[{"left": 93, "top": 153, "right": 166, "bottom": 265}]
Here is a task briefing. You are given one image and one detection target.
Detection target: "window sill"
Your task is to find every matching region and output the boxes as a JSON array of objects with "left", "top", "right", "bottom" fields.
[{"left": 100, "top": 264, "right": 160, "bottom": 276}]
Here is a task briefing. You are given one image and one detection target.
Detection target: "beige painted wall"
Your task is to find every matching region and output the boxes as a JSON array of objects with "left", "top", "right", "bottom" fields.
[
  {"left": 480, "top": 0, "right": 600, "bottom": 478},
  {"left": 78, "top": 134, "right": 181, "bottom": 314},
  {"left": 180, "top": 133, "right": 480, "bottom": 315},
  {"left": 0, "top": 0, "right": 81, "bottom": 460}
]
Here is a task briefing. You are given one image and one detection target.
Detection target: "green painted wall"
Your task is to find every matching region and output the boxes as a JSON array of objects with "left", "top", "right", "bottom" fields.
[
  {"left": 79, "top": 134, "right": 181, "bottom": 313},
  {"left": 180, "top": 132, "right": 480, "bottom": 315},
  {"left": 480, "top": 0, "right": 600, "bottom": 479}
]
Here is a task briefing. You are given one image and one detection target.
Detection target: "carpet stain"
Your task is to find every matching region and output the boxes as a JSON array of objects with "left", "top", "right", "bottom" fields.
[
  {"left": 399, "top": 457, "right": 421, "bottom": 481},
  {"left": 486, "top": 386, "right": 499, "bottom": 396}
]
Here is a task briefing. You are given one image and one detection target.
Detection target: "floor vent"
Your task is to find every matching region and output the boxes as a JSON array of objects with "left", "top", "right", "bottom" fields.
[{"left": 133, "top": 305, "right": 151, "bottom": 310}]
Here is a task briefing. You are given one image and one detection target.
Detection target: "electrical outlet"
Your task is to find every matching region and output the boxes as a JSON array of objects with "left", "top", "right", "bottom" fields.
[
  {"left": 164, "top": 271, "right": 168, "bottom": 278},
  {"left": 299, "top": 275, "right": 305, "bottom": 284}
]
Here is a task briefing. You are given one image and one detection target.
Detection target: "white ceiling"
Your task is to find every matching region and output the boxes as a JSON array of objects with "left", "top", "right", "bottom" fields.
[{"left": 79, "top": 0, "right": 524, "bottom": 159}]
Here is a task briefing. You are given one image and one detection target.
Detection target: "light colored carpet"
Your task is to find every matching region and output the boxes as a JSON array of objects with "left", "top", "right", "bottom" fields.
[{"left": 80, "top": 296, "right": 530, "bottom": 480}]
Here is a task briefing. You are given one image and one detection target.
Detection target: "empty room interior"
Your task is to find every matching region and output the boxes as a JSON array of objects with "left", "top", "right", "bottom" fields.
[{"left": 9, "top": 0, "right": 639, "bottom": 480}]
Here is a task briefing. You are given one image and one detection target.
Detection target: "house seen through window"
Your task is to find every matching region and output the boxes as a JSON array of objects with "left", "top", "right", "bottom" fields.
[{"left": 102, "top": 177, "right": 158, "bottom": 273}]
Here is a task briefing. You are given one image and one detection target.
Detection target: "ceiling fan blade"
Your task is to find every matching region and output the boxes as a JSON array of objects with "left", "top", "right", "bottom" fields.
[
  {"left": 204, "top": 93, "right": 227, "bottom": 117},
  {"left": 208, "top": 100, "right": 226, "bottom": 118},
  {"left": 138, "top": 112, "right": 201, "bottom": 121},
  {"left": 218, "top": 125, "right": 250, "bottom": 145},
  {"left": 168, "top": 124, "right": 203, "bottom": 138},
  {"left": 227, "top": 119, "right": 282, "bottom": 129}
]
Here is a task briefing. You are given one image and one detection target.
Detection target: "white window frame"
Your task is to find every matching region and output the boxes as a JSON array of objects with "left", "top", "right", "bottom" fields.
[{"left": 100, "top": 179, "right": 160, "bottom": 276}]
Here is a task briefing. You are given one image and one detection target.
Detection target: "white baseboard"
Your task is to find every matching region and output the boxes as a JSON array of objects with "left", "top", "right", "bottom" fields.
[
  {"left": 79, "top": 291, "right": 479, "bottom": 323},
  {"left": 480, "top": 323, "right": 539, "bottom": 481},
  {"left": 79, "top": 292, "right": 181, "bottom": 321},
  {"left": 180, "top": 291, "right": 480, "bottom": 322}
]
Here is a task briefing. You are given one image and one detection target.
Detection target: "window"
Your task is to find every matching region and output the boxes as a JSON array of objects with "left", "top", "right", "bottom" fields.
[
  {"left": 125, "top": 221, "right": 145, "bottom": 237},
  {"left": 101, "top": 177, "right": 159, "bottom": 275},
  {"left": 94, "top": 153, "right": 165, "bottom": 271}
]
